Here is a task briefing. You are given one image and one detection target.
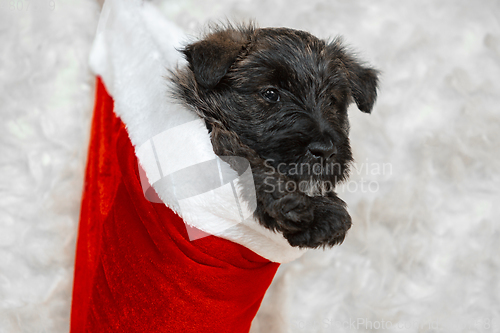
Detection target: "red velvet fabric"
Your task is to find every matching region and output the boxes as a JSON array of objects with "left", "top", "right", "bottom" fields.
[{"left": 70, "top": 78, "right": 280, "bottom": 333}]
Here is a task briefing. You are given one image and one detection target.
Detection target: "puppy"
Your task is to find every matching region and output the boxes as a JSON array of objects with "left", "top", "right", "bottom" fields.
[{"left": 170, "top": 24, "right": 378, "bottom": 248}]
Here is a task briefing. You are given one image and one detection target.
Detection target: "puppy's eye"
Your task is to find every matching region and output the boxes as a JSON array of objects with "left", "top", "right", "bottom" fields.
[{"left": 262, "top": 88, "right": 280, "bottom": 103}]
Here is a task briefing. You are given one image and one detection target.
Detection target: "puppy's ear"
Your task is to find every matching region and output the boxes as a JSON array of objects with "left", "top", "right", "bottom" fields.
[
  {"left": 182, "top": 28, "right": 250, "bottom": 89},
  {"left": 346, "top": 62, "right": 379, "bottom": 113},
  {"left": 328, "top": 41, "right": 379, "bottom": 113}
]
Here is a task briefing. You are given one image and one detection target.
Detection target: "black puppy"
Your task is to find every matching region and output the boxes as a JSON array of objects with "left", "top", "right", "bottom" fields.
[{"left": 170, "top": 24, "right": 378, "bottom": 248}]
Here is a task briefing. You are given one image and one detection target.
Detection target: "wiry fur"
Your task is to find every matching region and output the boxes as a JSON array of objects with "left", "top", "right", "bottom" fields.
[{"left": 170, "top": 23, "right": 378, "bottom": 248}]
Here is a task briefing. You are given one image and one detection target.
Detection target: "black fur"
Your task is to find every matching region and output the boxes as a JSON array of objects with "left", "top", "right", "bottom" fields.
[{"left": 170, "top": 24, "right": 378, "bottom": 248}]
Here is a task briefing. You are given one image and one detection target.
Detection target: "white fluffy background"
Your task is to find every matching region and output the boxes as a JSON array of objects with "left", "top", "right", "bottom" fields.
[{"left": 1, "top": 0, "right": 499, "bottom": 332}]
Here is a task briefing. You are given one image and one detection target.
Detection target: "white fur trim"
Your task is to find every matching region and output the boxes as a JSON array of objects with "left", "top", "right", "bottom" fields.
[{"left": 89, "top": 0, "right": 306, "bottom": 263}]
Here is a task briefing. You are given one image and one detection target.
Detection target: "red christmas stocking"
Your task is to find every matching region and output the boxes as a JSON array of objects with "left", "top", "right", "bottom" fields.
[{"left": 70, "top": 78, "right": 280, "bottom": 333}]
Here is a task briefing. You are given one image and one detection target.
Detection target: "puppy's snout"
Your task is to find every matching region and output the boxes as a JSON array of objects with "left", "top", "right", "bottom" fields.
[{"left": 307, "top": 140, "right": 337, "bottom": 159}]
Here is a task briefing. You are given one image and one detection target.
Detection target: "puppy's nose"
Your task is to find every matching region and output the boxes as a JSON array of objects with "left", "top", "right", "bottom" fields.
[{"left": 308, "top": 141, "right": 337, "bottom": 159}]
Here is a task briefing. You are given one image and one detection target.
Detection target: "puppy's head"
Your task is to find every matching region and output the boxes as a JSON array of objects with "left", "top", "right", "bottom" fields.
[{"left": 174, "top": 24, "right": 378, "bottom": 195}]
